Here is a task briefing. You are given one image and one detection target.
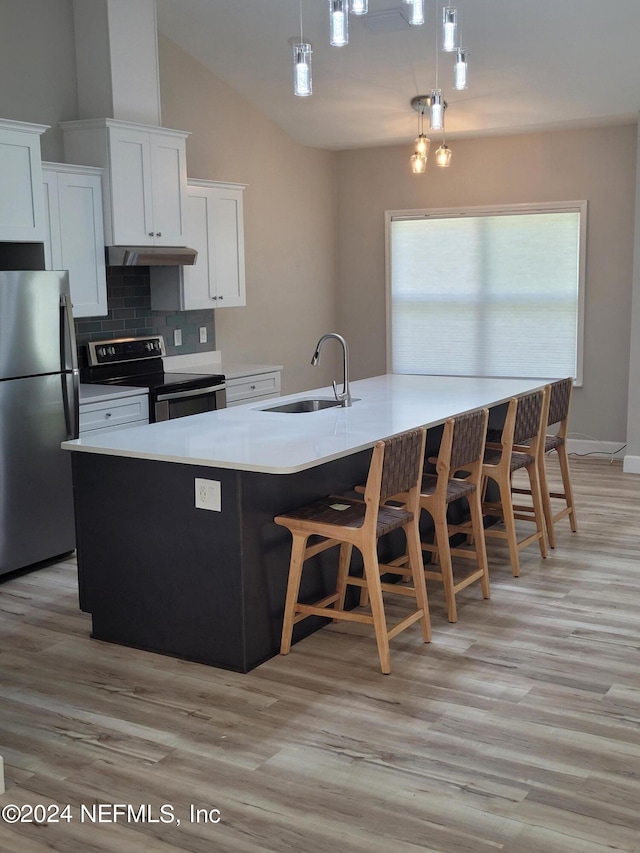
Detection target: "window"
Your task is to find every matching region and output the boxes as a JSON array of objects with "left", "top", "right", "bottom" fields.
[{"left": 386, "top": 202, "right": 586, "bottom": 384}]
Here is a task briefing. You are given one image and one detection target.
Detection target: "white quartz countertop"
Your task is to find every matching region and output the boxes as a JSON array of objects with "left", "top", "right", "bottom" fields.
[
  {"left": 64, "top": 374, "right": 548, "bottom": 474},
  {"left": 162, "top": 352, "right": 282, "bottom": 380},
  {"left": 79, "top": 384, "right": 149, "bottom": 404},
  {"left": 201, "top": 362, "right": 283, "bottom": 380}
]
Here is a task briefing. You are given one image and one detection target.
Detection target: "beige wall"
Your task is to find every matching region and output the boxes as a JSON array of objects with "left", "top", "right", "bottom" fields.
[
  {"left": 337, "top": 124, "right": 638, "bottom": 443},
  {"left": 158, "top": 35, "right": 339, "bottom": 395},
  {"left": 0, "top": 0, "right": 77, "bottom": 161}
]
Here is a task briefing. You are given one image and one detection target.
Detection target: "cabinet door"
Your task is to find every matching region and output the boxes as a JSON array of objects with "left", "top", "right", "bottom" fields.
[
  {"left": 0, "top": 125, "right": 46, "bottom": 242},
  {"left": 210, "top": 187, "right": 246, "bottom": 307},
  {"left": 149, "top": 132, "right": 187, "bottom": 246},
  {"left": 108, "top": 126, "right": 154, "bottom": 245},
  {"left": 57, "top": 171, "right": 107, "bottom": 317},
  {"left": 42, "top": 170, "right": 63, "bottom": 271},
  {"left": 180, "top": 190, "right": 216, "bottom": 310}
]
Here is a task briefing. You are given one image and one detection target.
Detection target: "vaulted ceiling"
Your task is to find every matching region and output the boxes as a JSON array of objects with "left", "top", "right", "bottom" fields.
[{"left": 156, "top": 0, "right": 640, "bottom": 150}]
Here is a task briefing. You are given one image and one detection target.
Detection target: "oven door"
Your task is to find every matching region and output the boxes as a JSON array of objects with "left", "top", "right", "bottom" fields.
[{"left": 154, "top": 383, "right": 227, "bottom": 422}]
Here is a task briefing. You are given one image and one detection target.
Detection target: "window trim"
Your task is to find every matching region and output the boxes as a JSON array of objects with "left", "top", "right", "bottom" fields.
[{"left": 384, "top": 201, "right": 587, "bottom": 386}]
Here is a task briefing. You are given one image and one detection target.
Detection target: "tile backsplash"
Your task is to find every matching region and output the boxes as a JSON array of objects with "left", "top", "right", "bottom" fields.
[{"left": 73, "top": 266, "right": 215, "bottom": 357}]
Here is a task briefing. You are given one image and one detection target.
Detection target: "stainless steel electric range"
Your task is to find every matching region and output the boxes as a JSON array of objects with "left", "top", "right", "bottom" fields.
[{"left": 80, "top": 335, "right": 226, "bottom": 422}]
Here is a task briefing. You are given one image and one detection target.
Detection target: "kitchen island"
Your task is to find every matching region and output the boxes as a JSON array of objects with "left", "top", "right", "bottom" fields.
[{"left": 63, "top": 374, "right": 546, "bottom": 672}]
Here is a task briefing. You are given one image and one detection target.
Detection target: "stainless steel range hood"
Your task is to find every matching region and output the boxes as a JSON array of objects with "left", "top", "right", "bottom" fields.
[{"left": 106, "top": 246, "right": 198, "bottom": 267}]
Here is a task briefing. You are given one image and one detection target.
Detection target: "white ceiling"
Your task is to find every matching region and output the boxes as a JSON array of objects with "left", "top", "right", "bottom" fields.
[{"left": 155, "top": 0, "right": 640, "bottom": 151}]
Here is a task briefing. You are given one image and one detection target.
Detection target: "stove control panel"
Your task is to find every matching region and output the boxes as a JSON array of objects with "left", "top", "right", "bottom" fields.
[{"left": 88, "top": 336, "right": 166, "bottom": 366}]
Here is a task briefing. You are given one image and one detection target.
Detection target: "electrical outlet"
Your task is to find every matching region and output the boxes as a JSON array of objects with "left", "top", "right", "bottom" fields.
[
  {"left": 199, "top": 326, "right": 207, "bottom": 344},
  {"left": 173, "top": 329, "right": 182, "bottom": 346},
  {"left": 195, "top": 478, "right": 221, "bottom": 512}
]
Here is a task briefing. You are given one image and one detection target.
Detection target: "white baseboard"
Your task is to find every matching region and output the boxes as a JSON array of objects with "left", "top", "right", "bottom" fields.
[
  {"left": 623, "top": 454, "right": 640, "bottom": 474},
  {"left": 566, "top": 438, "right": 626, "bottom": 458}
]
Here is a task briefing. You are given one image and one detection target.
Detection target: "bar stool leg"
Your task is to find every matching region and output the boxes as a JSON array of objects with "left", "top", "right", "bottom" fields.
[
  {"left": 468, "top": 490, "right": 490, "bottom": 600},
  {"left": 499, "top": 478, "right": 521, "bottom": 578},
  {"left": 538, "top": 453, "right": 556, "bottom": 549},
  {"left": 361, "top": 541, "right": 392, "bottom": 674},
  {"left": 405, "top": 522, "right": 432, "bottom": 642},
  {"left": 432, "top": 511, "right": 457, "bottom": 623},
  {"left": 557, "top": 443, "right": 578, "bottom": 532},
  {"left": 527, "top": 462, "right": 548, "bottom": 559},
  {"left": 335, "top": 543, "right": 353, "bottom": 618},
  {"left": 280, "top": 533, "right": 310, "bottom": 655}
]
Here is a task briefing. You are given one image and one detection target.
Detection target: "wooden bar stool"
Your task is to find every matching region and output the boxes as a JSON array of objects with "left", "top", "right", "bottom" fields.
[
  {"left": 511, "top": 377, "right": 577, "bottom": 548},
  {"left": 275, "top": 428, "right": 431, "bottom": 675},
  {"left": 367, "top": 409, "right": 491, "bottom": 624},
  {"left": 481, "top": 388, "right": 549, "bottom": 577}
]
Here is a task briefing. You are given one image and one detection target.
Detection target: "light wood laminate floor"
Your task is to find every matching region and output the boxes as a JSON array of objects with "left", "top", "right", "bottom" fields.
[{"left": 0, "top": 456, "right": 639, "bottom": 852}]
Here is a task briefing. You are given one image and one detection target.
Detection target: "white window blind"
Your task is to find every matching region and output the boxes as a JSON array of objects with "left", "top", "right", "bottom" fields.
[{"left": 387, "top": 203, "right": 585, "bottom": 383}]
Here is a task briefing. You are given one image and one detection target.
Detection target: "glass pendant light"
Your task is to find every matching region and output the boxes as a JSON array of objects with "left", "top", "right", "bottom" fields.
[
  {"left": 293, "top": 43, "right": 312, "bottom": 97},
  {"left": 329, "top": 0, "right": 348, "bottom": 47},
  {"left": 410, "top": 98, "right": 430, "bottom": 174},
  {"left": 411, "top": 152, "right": 427, "bottom": 174},
  {"left": 442, "top": 6, "right": 458, "bottom": 52},
  {"left": 429, "top": 12, "right": 444, "bottom": 132},
  {"left": 408, "top": 0, "right": 425, "bottom": 27},
  {"left": 435, "top": 36, "right": 452, "bottom": 170},
  {"left": 293, "top": 2, "right": 312, "bottom": 97},
  {"left": 415, "top": 133, "right": 431, "bottom": 158},
  {"left": 436, "top": 111, "right": 452, "bottom": 167},
  {"left": 454, "top": 46, "right": 468, "bottom": 90},
  {"left": 351, "top": 0, "right": 368, "bottom": 14},
  {"left": 435, "top": 135, "right": 452, "bottom": 167},
  {"left": 430, "top": 88, "right": 443, "bottom": 130}
]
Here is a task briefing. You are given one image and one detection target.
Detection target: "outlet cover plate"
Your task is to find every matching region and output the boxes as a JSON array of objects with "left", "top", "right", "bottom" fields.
[{"left": 195, "top": 478, "right": 221, "bottom": 511}]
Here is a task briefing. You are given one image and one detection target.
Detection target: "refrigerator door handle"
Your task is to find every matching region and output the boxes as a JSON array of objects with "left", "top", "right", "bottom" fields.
[
  {"left": 60, "top": 293, "right": 80, "bottom": 440},
  {"left": 67, "top": 370, "right": 80, "bottom": 440},
  {"left": 60, "top": 293, "right": 78, "bottom": 373}
]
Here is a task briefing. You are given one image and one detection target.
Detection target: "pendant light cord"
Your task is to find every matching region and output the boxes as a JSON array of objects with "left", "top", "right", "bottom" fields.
[
  {"left": 299, "top": 0, "right": 304, "bottom": 41},
  {"left": 435, "top": 1, "right": 439, "bottom": 88}
]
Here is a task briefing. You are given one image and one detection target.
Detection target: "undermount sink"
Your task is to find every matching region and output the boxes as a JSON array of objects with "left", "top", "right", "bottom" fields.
[{"left": 261, "top": 397, "right": 342, "bottom": 413}]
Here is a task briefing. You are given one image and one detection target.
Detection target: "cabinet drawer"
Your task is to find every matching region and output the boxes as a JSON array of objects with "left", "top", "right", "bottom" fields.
[
  {"left": 79, "top": 395, "right": 149, "bottom": 433},
  {"left": 225, "top": 371, "right": 281, "bottom": 404},
  {"left": 227, "top": 392, "right": 280, "bottom": 409}
]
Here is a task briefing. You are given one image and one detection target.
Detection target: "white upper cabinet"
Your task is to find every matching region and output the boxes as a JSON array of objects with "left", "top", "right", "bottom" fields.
[
  {"left": 60, "top": 118, "right": 189, "bottom": 247},
  {"left": 185, "top": 180, "right": 246, "bottom": 308},
  {"left": 150, "top": 180, "right": 246, "bottom": 310},
  {"left": 0, "top": 118, "right": 48, "bottom": 242},
  {"left": 42, "top": 163, "right": 107, "bottom": 317}
]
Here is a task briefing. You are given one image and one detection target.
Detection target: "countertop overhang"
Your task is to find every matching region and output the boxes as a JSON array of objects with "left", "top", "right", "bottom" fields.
[{"left": 63, "top": 374, "right": 549, "bottom": 474}]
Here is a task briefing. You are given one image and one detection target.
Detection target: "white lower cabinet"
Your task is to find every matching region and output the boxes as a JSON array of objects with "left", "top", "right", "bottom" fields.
[
  {"left": 150, "top": 179, "right": 246, "bottom": 310},
  {"left": 79, "top": 393, "right": 149, "bottom": 436},
  {"left": 225, "top": 371, "right": 281, "bottom": 408},
  {"left": 42, "top": 163, "right": 107, "bottom": 317}
]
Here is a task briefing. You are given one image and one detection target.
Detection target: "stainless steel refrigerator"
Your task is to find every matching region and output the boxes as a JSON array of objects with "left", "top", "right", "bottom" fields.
[{"left": 0, "top": 270, "right": 79, "bottom": 575}]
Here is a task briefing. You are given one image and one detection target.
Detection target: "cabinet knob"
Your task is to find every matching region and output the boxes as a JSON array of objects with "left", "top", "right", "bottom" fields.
[
  {"left": 156, "top": 232, "right": 162, "bottom": 237},
  {"left": 148, "top": 232, "right": 154, "bottom": 237},
  {"left": 105, "top": 412, "right": 112, "bottom": 418},
  {"left": 218, "top": 295, "right": 224, "bottom": 300},
  {"left": 250, "top": 384, "right": 256, "bottom": 390}
]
